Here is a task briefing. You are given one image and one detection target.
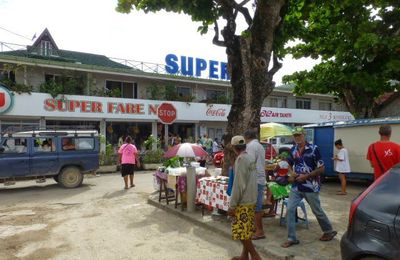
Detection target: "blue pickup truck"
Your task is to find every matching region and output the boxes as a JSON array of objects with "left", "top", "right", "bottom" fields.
[{"left": 0, "top": 130, "right": 100, "bottom": 188}]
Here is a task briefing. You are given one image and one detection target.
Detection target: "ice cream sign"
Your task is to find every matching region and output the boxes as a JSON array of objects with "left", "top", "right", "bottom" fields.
[{"left": 0, "top": 84, "right": 13, "bottom": 114}]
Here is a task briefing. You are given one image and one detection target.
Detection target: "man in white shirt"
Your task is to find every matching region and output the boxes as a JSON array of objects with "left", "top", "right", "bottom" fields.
[{"left": 244, "top": 129, "right": 266, "bottom": 240}]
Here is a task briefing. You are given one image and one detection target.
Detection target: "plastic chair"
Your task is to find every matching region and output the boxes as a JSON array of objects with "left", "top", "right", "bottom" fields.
[{"left": 279, "top": 198, "right": 309, "bottom": 229}]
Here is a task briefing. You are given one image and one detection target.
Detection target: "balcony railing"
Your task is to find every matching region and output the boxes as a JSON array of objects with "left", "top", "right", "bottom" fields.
[{"left": 0, "top": 41, "right": 228, "bottom": 82}]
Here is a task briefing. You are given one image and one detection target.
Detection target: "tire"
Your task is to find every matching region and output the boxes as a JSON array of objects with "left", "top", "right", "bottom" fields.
[
  {"left": 359, "top": 256, "right": 386, "bottom": 260},
  {"left": 58, "top": 166, "right": 83, "bottom": 188}
]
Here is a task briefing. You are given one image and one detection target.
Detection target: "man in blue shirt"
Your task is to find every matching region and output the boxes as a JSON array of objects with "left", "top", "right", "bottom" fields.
[{"left": 281, "top": 127, "right": 337, "bottom": 248}]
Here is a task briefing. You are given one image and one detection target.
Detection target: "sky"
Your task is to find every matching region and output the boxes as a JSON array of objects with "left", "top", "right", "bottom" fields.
[{"left": 0, "top": 0, "right": 317, "bottom": 85}]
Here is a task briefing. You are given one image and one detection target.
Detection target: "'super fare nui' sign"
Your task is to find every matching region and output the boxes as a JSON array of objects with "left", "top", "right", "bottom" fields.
[{"left": 165, "top": 54, "right": 230, "bottom": 80}]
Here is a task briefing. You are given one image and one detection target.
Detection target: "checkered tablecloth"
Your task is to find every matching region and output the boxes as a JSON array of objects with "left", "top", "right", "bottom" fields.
[{"left": 196, "top": 177, "right": 230, "bottom": 211}]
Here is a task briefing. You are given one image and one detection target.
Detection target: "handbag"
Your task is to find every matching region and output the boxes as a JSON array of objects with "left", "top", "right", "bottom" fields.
[{"left": 372, "top": 144, "right": 385, "bottom": 174}]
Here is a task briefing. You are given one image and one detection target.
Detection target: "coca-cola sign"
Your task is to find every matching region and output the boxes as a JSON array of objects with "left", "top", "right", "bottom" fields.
[{"left": 206, "top": 107, "right": 226, "bottom": 117}]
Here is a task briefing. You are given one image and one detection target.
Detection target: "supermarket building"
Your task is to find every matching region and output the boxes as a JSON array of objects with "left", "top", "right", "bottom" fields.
[{"left": 0, "top": 29, "right": 353, "bottom": 151}]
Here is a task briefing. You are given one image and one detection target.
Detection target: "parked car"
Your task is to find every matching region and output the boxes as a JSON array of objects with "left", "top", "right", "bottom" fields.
[
  {"left": 340, "top": 164, "right": 400, "bottom": 260},
  {"left": 213, "top": 142, "right": 278, "bottom": 168},
  {"left": 0, "top": 130, "right": 100, "bottom": 188}
]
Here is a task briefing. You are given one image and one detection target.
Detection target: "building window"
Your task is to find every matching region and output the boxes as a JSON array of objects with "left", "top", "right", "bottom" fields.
[
  {"left": 319, "top": 101, "right": 332, "bottom": 111},
  {"left": 40, "top": 40, "right": 53, "bottom": 56},
  {"left": 0, "top": 70, "right": 16, "bottom": 84},
  {"left": 177, "top": 87, "right": 191, "bottom": 97},
  {"left": 269, "top": 96, "right": 287, "bottom": 108},
  {"left": 106, "top": 80, "right": 137, "bottom": 99},
  {"left": 206, "top": 89, "right": 226, "bottom": 100},
  {"left": 45, "top": 74, "right": 62, "bottom": 84},
  {"left": 296, "top": 98, "right": 311, "bottom": 109}
]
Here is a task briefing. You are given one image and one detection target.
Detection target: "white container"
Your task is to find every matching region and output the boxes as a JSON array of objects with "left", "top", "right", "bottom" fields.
[
  {"left": 211, "top": 168, "right": 222, "bottom": 177},
  {"left": 190, "top": 162, "right": 200, "bottom": 168}
]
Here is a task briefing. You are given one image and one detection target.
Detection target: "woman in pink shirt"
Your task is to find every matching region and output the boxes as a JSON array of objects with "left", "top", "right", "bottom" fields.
[{"left": 118, "top": 136, "right": 140, "bottom": 189}]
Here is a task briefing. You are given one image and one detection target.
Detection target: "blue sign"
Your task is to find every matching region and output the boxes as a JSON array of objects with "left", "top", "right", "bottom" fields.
[{"left": 165, "top": 54, "right": 230, "bottom": 80}]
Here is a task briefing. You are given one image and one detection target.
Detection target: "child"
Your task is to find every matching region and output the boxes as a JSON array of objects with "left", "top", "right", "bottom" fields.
[
  {"left": 333, "top": 139, "right": 351, "bottom": 195},
  {"left": 275, "top": 152, "right": 292, "bottom": 186},
  {"left": 264, "top": 152, "right": 293, "bottom": 217}
]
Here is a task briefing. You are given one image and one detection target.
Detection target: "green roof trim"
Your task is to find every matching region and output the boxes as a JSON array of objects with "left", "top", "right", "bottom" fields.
[{"left": 1, "top": 49, "right": 131, "bottom": 69}]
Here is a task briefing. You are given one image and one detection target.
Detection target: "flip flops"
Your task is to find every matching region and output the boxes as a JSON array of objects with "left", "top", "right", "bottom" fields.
[
  {"left": 281, "top": 240, "right": 300, "bottom": 248},
  {"left": 252, "top": 235, "right": 266, "bottom": 240},
  {"left": 320, "top": 231, "right": 337, "bottom": 241},
  {"left": 263, "top": 212, "right": 276, "bottom": 218}
]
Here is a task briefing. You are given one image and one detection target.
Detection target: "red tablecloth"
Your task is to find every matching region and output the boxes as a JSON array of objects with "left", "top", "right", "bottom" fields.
[{"left": 196, "top": 177, "right": 230, "bottom": 211}]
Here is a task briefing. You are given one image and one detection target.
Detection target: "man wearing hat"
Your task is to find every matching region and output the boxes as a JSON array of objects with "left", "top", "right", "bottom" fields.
[
  {"left": 228, "top": 135, "right": 261, "bottom": 260},
  {"left": 281, "top": 127, "right": 337, "bottom": 248}
]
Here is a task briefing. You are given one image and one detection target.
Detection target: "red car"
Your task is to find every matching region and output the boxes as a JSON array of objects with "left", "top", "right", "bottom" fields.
[{"left": 213, "top": 142, "right": 278, "bottom": 167}]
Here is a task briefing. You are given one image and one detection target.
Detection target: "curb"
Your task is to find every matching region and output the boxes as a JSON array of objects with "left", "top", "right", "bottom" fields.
[{"left": 147, "top": 197, "right": 294, "bottom": 260}]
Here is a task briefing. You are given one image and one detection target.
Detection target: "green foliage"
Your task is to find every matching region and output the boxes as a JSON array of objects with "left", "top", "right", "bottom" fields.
[
  {"left": 146, "top": 84, "right": 166, "bottom": 100},
  {"left": 39, "top": 75, "right": 85, "bottom": 98},
  {"left": 39, "top": 80, "right": 64, "bottom": 98},
  {"left": 107, "top": 87, "right": 122, "bottom": 98},
  {"left": 100, "top": 143, "right": 117, "bottom": 166},
  {"left": 143, "top": 149, "right": 164, "bottom": 164},
  {"left": 143, "top": 134, "right": 160, "bottom": 150},
  {"left": 0, "top": 78, "right": 33, "bottom": 94},
  {"left": 282, "top": 0, "right": 400, "bottom": 118},
  {"left": 163, "top": 156, "right": 182, "bottom": 168},
  {"left": 1, "top": 64, "right": 33, "bottom": 94},
  {"left": 116, "top": 0, "right": 219, "bottom": 35}
]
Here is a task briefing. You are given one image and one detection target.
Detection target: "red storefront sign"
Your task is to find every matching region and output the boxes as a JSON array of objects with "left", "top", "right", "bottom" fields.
[
  {"left": 0, "top": 93, "right": 4, "bottom": 107},
  {"left": 0, "top": 86, "right": 13, "bottom": 114},
  {"left": 157, "top": 102, "right": 177, "bottom": 124}
]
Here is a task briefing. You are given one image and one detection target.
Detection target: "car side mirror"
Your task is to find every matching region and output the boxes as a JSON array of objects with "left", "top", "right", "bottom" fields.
[{"left": 0, "top": 146, "right": 4, "bottom": 153}]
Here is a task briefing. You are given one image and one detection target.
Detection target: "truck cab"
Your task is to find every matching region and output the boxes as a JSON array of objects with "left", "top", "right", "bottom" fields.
[
  {"left": 267, "top": 136, "right": 294, "bottom": 154},
  {"left": 0, "top": 130, "right": 99, "bottom": 188}
]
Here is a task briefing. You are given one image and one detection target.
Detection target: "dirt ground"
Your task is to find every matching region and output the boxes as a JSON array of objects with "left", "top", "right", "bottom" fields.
[{"left": 0, "top": 172, "right": 269, "bottom": 260}]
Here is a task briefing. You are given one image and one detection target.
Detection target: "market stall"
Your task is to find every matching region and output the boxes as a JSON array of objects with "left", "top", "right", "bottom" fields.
[{"left": 196, "top": 176, "right": 230, "bottom": 215}]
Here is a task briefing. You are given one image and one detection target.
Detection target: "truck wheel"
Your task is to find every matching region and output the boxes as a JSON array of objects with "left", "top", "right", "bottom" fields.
[{"left": 58, "top": 166, "right": 83, "bottom": 188}]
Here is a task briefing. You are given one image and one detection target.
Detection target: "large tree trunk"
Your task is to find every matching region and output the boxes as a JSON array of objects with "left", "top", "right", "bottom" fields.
[{"left": 221, "top": 0, "right": 285, "bottom": 175}]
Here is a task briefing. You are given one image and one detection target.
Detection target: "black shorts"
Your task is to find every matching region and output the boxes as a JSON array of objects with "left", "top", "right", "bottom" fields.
[{"left": 121, "top": 164, "right": 135, "bottom": 177}]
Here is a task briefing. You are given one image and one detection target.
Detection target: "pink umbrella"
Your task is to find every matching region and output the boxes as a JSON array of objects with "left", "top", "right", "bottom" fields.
[{"left": 164, "top": 143, "right": 208, "bottom": 158}]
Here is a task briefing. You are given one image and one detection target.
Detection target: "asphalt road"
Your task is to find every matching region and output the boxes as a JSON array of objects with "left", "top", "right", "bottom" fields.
[{"left": 0, "top": 171, "right": 269, "bottom": 260}]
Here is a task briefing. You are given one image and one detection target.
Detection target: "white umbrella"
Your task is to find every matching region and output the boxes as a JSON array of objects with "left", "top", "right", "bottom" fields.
[{"left": 163, "top": 142, "right": 208, "bottom": 158}]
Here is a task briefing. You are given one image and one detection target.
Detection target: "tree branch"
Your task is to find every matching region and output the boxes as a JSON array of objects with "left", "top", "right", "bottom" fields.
[
  {"left": 267, "top": 53, "right": 283, "bottom": 77},
  {"left": 212, "top": 21, "right": 226, "bottom": 47},
  {"left": 232, "top": 0, "right": 252, "bottom": 26}
]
